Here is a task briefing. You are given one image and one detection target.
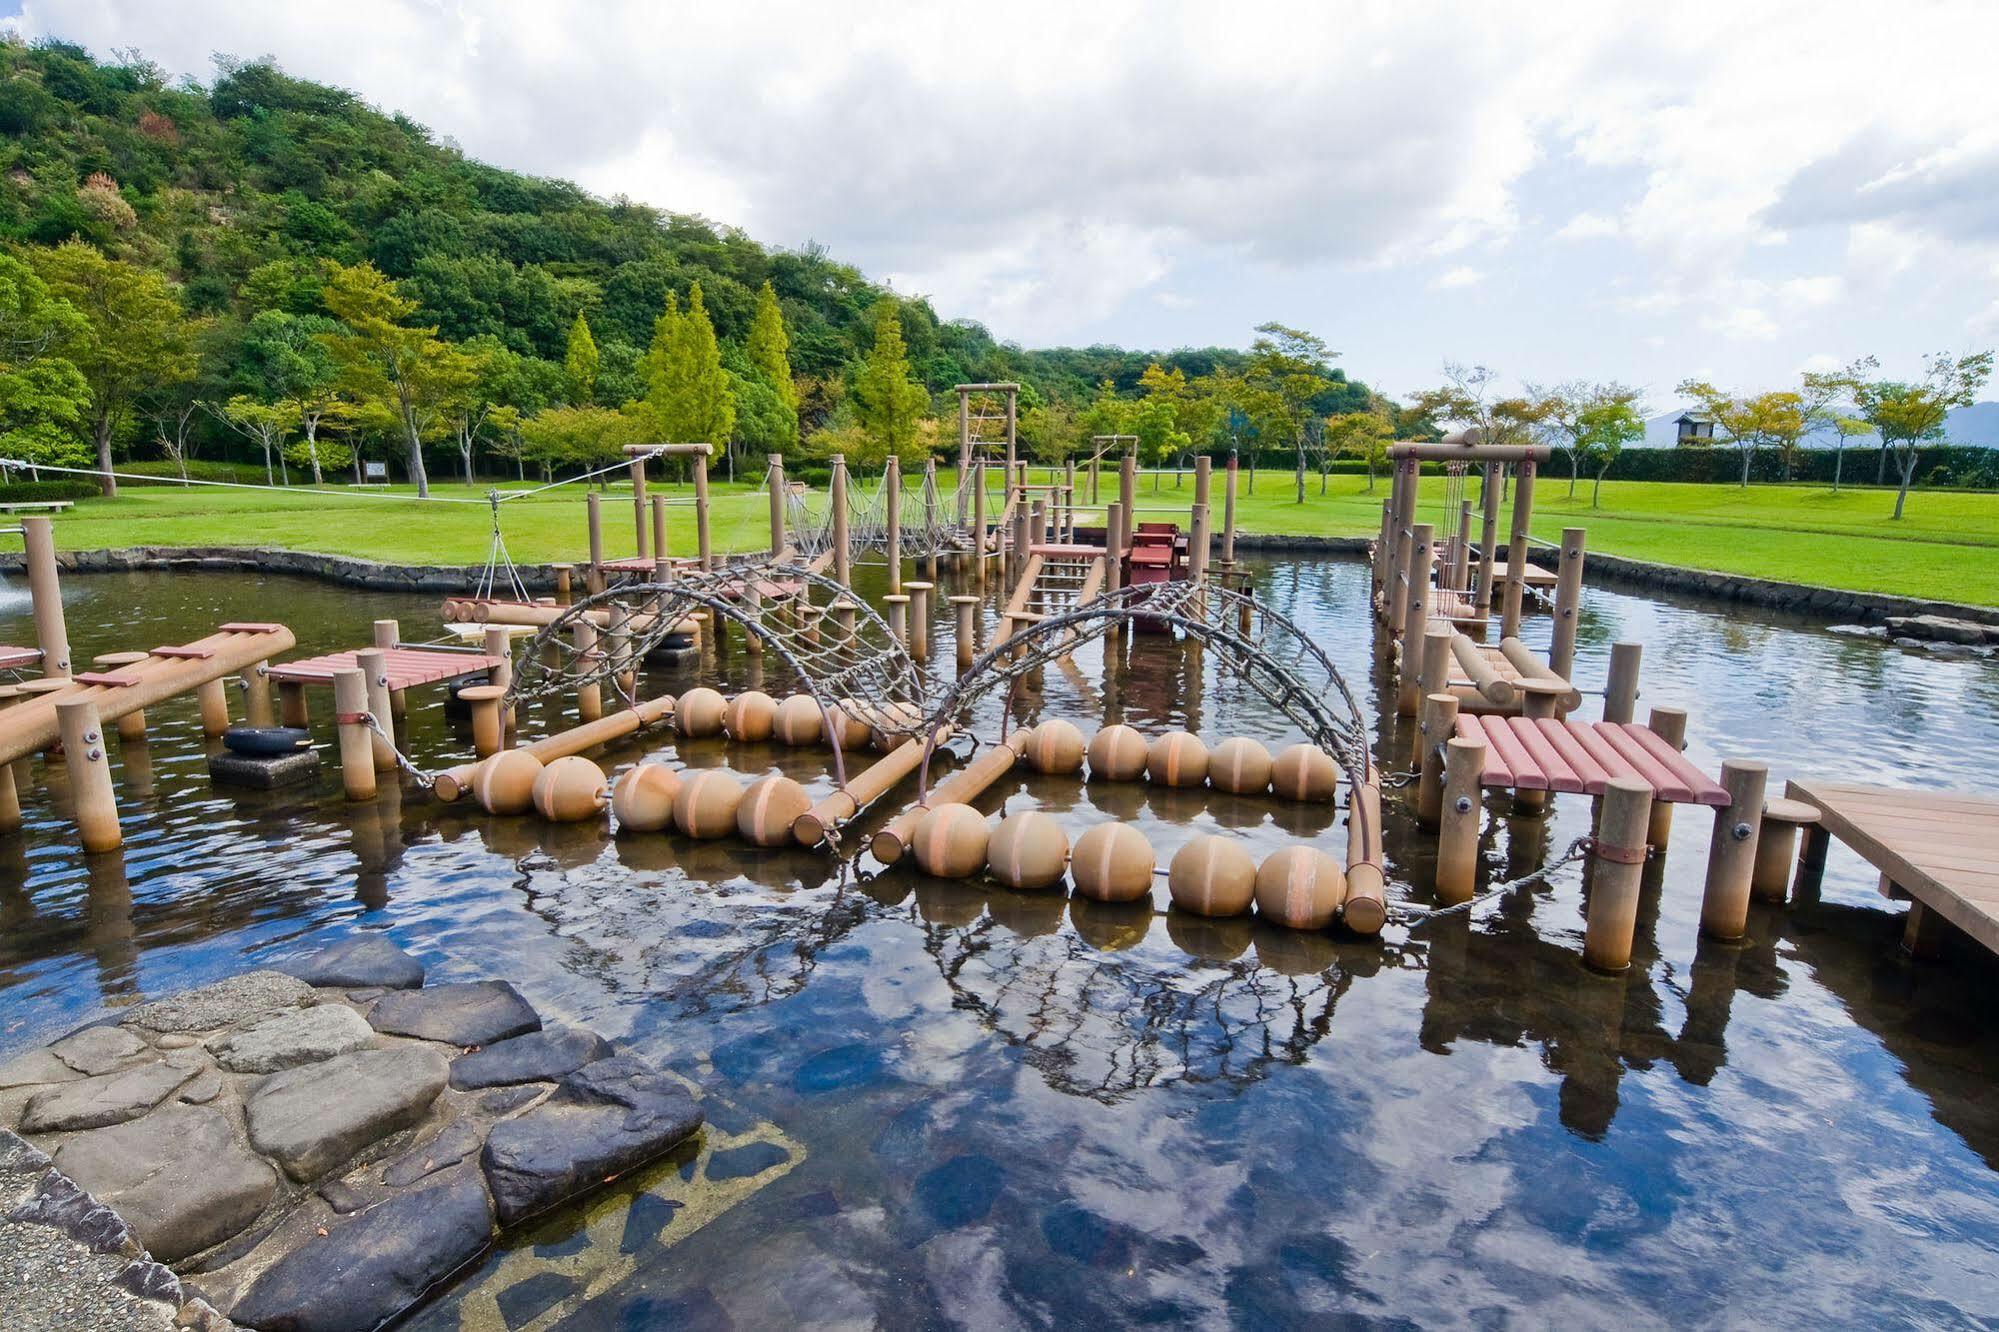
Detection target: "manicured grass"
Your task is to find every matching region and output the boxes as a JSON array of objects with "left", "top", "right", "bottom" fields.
[{"left": 30, "top": 467, "right": 1999, "bottom": 605}]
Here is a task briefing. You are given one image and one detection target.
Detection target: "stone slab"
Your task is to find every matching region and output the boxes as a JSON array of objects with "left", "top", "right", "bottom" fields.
[
  {"left": 227, "top": 1164, "right": 494, "bottom": 1332},
  {"left": 280, "top": 936, "right": 425, "bottom": 990},
  {"left": 47, "top": 1027, "right": 151, "bottom": 1077},
  {"left": 449, "top": 1026, "right": 610, "bottom": 1090},
  {"left": 208, "top": 747, "right": 321, "bottom": 790},
  {"left": 206, "top": 1004, "right": 374, "bottom": 1075},
  {"left": 20, "top": 1062, "right": 194, "bottom": 1134},
  {"left": 123, "top": 972, "right": 316, "bottom": 1035},
  {"left": 247, "top": 1046, "right": 449, "bottom": 1182},
  {"left": 54, "top": 1104, "right": 277, "bottom": 1263},
  {"left": 368, "top": 981, "right": 541, "bottom": 1048}
]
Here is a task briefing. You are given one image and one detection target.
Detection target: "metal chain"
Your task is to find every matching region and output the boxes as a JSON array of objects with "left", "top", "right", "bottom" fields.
[{"left": 1389, "top": 834, "right": 1596, "bottom": 924}]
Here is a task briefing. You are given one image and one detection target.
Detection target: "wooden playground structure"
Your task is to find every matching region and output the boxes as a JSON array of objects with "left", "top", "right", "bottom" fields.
[{"left": 3, "top": 425, "right": 1993, "bottom": 973}]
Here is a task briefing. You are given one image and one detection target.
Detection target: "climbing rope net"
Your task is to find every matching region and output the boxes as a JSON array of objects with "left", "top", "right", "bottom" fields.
[{"left": 782, "top": 464, "right": 977, "bottom": 563}]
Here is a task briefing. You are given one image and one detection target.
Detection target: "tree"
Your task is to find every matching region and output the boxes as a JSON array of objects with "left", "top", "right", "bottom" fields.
[
  {"left": 518, "top": 405, "right": 646, "bottom": 480},
  {"left": 851, "top": 296, "right": 927, "bottom": 465},
  {"left": 215, "top": 395, "right": 292, "bottom": 485},
  {"left": 563, "top": 312, "right": 599, "bottom": 405},
  {"left": 1674, "top": 380, "right": 1787, "bottom": 488},
  {"left": 241, "top": 309, "right": 344, "bottom": 484},
  {"left": 746, "top": 281, "right": 796, "bottom": 416},
  {"left": 1576, "top": 395, "right": 1645, "bottom": 505},
  {"left": 638, "top": 283, "right": 735, "bottom": 470},
  {"left": 1245, "top": 323, "right": 1338, "bottom": 503},
  {"left": 1325, "top": 406, "right": 1394, "bottom": 490},
  {"left": 319, "top": 262, "right": 472, "bottom": 497},
  {"left": 0, "top": 253, "right": 90, "bottom": 477},
  {"left": 1851, "top": 351, "right": 1994, "bottom": 518},
  {"left": 1533, "top": 381, "right": 1643, "bottom": 496},
  {"left": 31, "top": 240, "right": 199, "bottom": 496},
  {"left": 1827, "top": 415, "right": 1873, "bottom": 493}
]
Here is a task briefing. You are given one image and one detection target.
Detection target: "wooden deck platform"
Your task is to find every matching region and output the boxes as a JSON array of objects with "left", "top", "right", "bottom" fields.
[
  {"left": 1489, "top": 560, "right": 1559, "bottom": 588},
  {"left": 1786, "top": 778, "right": 1999, "bottom": 955},
  {"left": 0, "top": 645, "right": 42, "bottom": 672},
  {"left": 1457, "top": 714, "right": 1731, "bottom": 805},
  {"left": 269, "top": 647, "right": 502, "bottom": 690}
]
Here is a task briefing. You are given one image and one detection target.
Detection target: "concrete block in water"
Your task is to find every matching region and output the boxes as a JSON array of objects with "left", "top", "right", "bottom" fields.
[{"left": 207, "top": 747, "right": 321, "bottom": 790}]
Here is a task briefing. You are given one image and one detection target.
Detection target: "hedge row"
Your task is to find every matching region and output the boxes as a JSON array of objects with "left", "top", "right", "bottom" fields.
[{"left": 0, "top": 478, "right": 105, "bottom": 501}]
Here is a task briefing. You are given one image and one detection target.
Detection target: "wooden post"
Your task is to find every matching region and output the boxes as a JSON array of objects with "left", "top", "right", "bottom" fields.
[
  {"left": 1437, "top": 736, "right": 1485, "bottom": 904},
  {"left": 831, "top": 453, "right": 851, "bottom": 587},
  {"left": 1645, "top": 706, "right": 1687, "bottom": 847},
  {"left": 1792, "top": 822, "right": 1831, "bottom": 906},
  {"left": 1583, "top": 777, "right": 1654, "bottom": 972},
  {"left": 277, "top": 681, "right": 307, "bottom": 730},
  {"left": 971, "top": 460, "right": 988, "bottom": 589},
  {"left": 1416, "top": 691, "right": 1460, "bottom": 827},
  {"left": 483, "top": 625, "right": 513, "bottom": 730},
  {"left": 552, "top": 563, "right": 573, "bottom": 604},
  {"left": 241, "top": 662, "right": 274, "bottom": 728},
  {"left": 952, "top": 595, "right": 977, "bottom": 671},
  {"left": 1904, "top": 900, "right": 1950, "bottom": 959},
  {"left": 884, "top": 594, "right": 909, "bottom": 647},
  {"left": 1501, "top": 458, "right": 1536, "bottom": 640},
  {"left": 1222, "top": 453, "right": 1239, "bottom": 566},
  {"left": 586, "top": 491, "right": 605, "bottom": 594},
  {"left": 21, "top": 516, "right": 70, "bottom": 677},
  {"left": 956, "top": 388, "right": 970, "bottom": 474},
  {"left": 196, "top": 679, "right": 229, "bottom": 736},
  {"left": 1105, "top": 500, "right": 1125, "bottom": 648},
  {"left": 607, "top": 601, "right": 635, "bottom": 697},
  {"left": 354, "top": 648, "right": 395, "bottom": 771},
  {"left": 768, "top": 453, "right": 787, "bottom": 560},
  {"left": 1119, "top": 452, "right": 1136, "bottom": 544},
  {"left": 1416, "top": 625, "right": 1454, "bottom": 724},
  {"left": 885, "top": 455, "right": 902, "bottom": 595},
  {"left": 1604, "top": 643, "right": 1642, "bottom": 724},
  {"left": 651, "top": 494, "right": 670, "bottom": 580},
  {"left": 56, "top": 699, "right": 119, "bottom": 852},
  {"left": 923, "top": 458, "right": 941, "bottom": 581},
  {"left": 1396, "top": 523, "right": 1434, "bottom": 715},
  {"left": 463, "top": 686, "right": 505, "bottom": 757},
  {"left": 630, "top": 454, "right": 649, "bottom": 559},
  {"left": 374, "top": 619, "right": 407, "bottom": 718},
  {"left": 1005, "top": 387, "right": 1017, "bottom": 477},
  {"left": 908, "top": 582, "right": 932, "bottom": 663},
  {"left": 334, "top": 667, "right": 378, "bottom": 801},
  {"left": 1699, "top": 759, "right": 1768, "bottom": 941},
  {"left": 572, "top": 620, "right": 602, "bottom": 723},
  {"left": 1476, "top": 461, "right": 1501, "bottom": 615},
  {"left": 1549, "top": 526, "right": 1586, "bottom": 687},
  {"left": 693, "top": 449, "right": 713, "bottom": 571}
]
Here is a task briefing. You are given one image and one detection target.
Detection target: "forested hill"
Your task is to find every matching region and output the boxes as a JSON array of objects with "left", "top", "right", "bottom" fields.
[{"left": 0, "top": 39, "right": 1353, "bottom": 446}]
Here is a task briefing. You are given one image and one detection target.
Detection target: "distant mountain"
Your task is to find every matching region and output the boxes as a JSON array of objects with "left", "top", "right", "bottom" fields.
[{"left": 1640, "top": 403, "right": 1999, "bottom": 449}]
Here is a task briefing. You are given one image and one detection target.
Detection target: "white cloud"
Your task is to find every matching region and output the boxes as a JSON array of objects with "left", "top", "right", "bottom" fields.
[
  {"left": 15, "top": 0, "right": 1999, "bottom": 389},
  {"left": 1797, "top": 353, "right": 1843, "bottom": 374}
]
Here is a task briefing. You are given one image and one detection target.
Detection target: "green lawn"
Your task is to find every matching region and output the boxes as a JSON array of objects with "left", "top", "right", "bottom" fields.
[{"left": 28, "top": 467, "right": 1999, "bottom": 605}]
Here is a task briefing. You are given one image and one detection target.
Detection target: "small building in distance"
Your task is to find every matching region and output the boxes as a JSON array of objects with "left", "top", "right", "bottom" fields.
[{"left": 1674, "top": 411, "right": 1716, "bottom": 444}]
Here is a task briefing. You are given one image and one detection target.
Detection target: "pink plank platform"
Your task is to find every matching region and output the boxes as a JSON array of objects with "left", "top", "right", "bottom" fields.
[
  {"left": 269, "top": 648, "right": 502, "bottom": 690},
  {"left": 1455, "top": 715, "right": 1730, "bottom": 805}
]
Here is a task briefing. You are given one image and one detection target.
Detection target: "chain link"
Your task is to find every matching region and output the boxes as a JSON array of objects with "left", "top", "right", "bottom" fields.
[{"left": 360, "top": 712, "right": 441, "bottom": 790}]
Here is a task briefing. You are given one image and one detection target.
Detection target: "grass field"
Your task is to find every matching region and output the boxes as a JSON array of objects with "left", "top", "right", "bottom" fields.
[{"left": 26, "top": 467, "right": 1999, "bottom": 605}]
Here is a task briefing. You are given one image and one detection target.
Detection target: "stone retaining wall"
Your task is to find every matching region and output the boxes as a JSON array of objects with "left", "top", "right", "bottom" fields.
[{"left": 5, "top": 537, "right": 1994, "bottom": 628}]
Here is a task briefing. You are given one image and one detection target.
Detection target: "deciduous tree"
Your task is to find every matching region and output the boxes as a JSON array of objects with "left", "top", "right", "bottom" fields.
[{"left": 319, "top": 261, "right": 472, "bottom": 497}]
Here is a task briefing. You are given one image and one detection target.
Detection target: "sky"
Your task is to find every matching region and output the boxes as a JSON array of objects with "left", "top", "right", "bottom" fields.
[{"left": 9, "top": 0, "right": 1999, "bottom": 408}]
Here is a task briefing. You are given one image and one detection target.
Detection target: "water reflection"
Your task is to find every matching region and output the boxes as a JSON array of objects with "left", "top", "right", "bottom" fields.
[{"left": 1, "top": 562, "right": 1998, "bottom": 1323}]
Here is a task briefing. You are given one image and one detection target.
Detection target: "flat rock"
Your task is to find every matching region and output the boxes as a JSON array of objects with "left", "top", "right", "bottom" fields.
[
  {"left": 0, "top": 1049, "right": 83, "bottom": 1091},
  {"left": 281, "top": 936, "right": 426, "bottom": 991},
  {"left": 368, "top": 981, "right": 540, "bottom": 1048},
  {"left": 247, "top": 1046, "right": 449, "bottom": 1182},
  {"left": 382, "top": 1119, "right": 482, "bottom": 1187},
  {"left": 20, "top": 1061, "right": 194, "bottom": 1133},
  {"left": 481, "top": 1056, "right": 702, "bottom": 1225},
  {"left": 228, "top": 1164, "right": 494, "bottom": 1332},
  {"left": 178, "top": 1071, "right": 223, "bottom": 1105},
  {"left": 206, "top": 1004, "right": 374, "bottom": 1075},
  {"left": 449, "top": 1026, "right": 610, "bottom": 1090},
  {"left": 53, "top": 1104, "right": 277, "bottom": 1263},
  {"left": 47, "top": 1026, "right": 150, "bottom": 1076},
  {"left": 123, "top": 971, "right": 316, "bottom": 1035}
]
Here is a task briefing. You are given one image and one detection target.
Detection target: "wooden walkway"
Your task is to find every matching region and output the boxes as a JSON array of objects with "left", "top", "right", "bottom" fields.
[
  {"left": 1786, "top": 778, "right": 1999, "bottom": 955},
  {"left": 269, "top": 647, "right": 502, "bottom": 690},
  {"left": 0, "top": 645, "right": 41, "bottom": 672},
  {"left": 1457, "top": 714, "right": 1731, "bottom": 804}
]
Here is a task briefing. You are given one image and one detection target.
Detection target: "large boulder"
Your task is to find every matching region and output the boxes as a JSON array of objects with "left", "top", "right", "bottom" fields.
[
  {"left": 448, "top": 1026, "right": 610, "bottom": 1091},
  {"left": 481, "top": 1057, "right": 702, "bottom": 1225},
  {"left": 123, "top": 971, "right": 317, "bottom": 1035},
  {"left": 247, "top": 1047, "right": 449, "bottom": 1182},
  {"left": 280, "top": 936, "right": 426, "bottom": 991},
  {"left": 52, "top": 1104, "right": 277, "bottom": 1263},
  {"left": 206, "top": 1004, "right": 374, "bottom": 1075},
  {"left": 367, "top": 982, "right": 540, "bottom": 1048},
  {"left": 19, "top": 1060, "right": 194, "bottom": 1134},
  {"left": 228, "top": 1164, "right": 494, "bottom": 1332}
]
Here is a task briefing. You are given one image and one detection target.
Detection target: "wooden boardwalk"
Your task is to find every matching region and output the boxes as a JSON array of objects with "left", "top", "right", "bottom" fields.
[
  {"left": 1458, "top": 714, "right": 1731, "bottom": 805},
  {"left": 1787, "top": 778, "right": 1999, "bottom": 956}
]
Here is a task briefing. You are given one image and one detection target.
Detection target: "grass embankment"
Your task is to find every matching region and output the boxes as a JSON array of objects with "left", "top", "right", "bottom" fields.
[{"left": 31, "top": 469, "right": 1999, "bottom": 606}]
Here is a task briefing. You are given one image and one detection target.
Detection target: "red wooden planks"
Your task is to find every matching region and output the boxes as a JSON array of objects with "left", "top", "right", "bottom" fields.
[
  {"left": 270, "top": 648, "right": 501, "bottom": 690},
  {"left": 1622, "top": 725, "right": 1731, "bottom": 806},
  {"left": 1461, "top": 712, "right": 1541, "bottom": 788},
  {"left": 1507, "top": 717, "right": 1583, "bottom": 793},
  {"left": 1535, "top": 718, "right": 1612, "bottom": 792},
  {"left": 72, "top": 671, "right": 139, "bottom": 687},
  {"left": 1592, "top": 723, "right": 1694, "bottom": 803},
  {"left": 149, "top": 645, "right": 212, "bottom": 660},
  {"left": 0, "top": 645, "right": 41, "bottom": 670},
  {"left": 1453, "top": 714, "right": 1513, "bottom": 786},
  {"left": 220, "top": 622, "right": 286, "bottom": 633}
]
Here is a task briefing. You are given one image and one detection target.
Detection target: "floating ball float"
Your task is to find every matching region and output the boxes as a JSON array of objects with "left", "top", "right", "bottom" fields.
[
  {"left": 610, "top": 762, "right": 681, "bottom": 832},
  {"left": 913, "top": 803, "right": 990, "bottom": 877},
  {"left": 1253, "top": 845, "right": 1347, "bottom": 930},
  {"left": 724, "top": 690, "right": 777, "bottom": 743},
  {"left": 773, "top": 694, "right": 824, "bottom": 746},
  {"left": 986, "top": 811, "right": 1069, "bottom": 891},
  {"left": 1208, "top": 737, "right": 1274, "bottom": 795},
  {"left": 1026, "top": 720, "right": 1086, "bottom": 775},
  {"left": 1070, "top": 822, "right": 1154, "bottom": 902},
  {"left": 532, "top": 755, "right": 609, "bottom": 823},
  {"left": 737, "top": 773, "right": 811, "bottom": 847},
  {"left": 676, "top": 687, "right": 727, "bottom": 739},
  {"left": 473, "top": 748, "right": 543, "bottom": 816},
  {"left": 1166, "top": 834, "right": 1256, "bottom": 916},
  {"left": 1147, "top": 731, "right": 1210, "bottom": 788},
  {"left": 1086, "top": 724, "right": 1148, "bottom": 782},
  {"left": 674, "top": 769, "right": 745, "bottom": 838},
  {"left": 1271, "top": 743, "right": 1338, "bottom": 802}
]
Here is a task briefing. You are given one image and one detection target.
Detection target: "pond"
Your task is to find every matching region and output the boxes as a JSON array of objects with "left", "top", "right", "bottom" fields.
[{"left": 3, "top": 556, "right": 1998, "bottom": 1328}]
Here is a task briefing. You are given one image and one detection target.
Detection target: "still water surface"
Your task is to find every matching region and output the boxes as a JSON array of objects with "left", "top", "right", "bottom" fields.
[{"left": 2, "top": 559, "right": 1998, "bottom": 1327}]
